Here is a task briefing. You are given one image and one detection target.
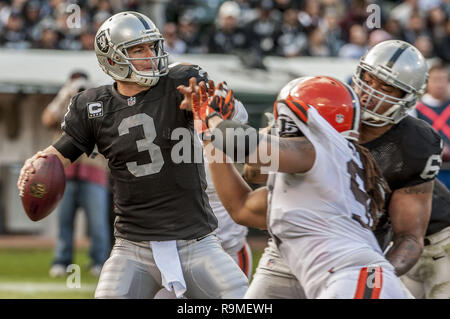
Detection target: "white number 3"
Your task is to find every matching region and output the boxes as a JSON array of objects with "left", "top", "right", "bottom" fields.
[
  {"left": 420, "top": 154, "right": 442, "bottom": 180},
  {"left": 118, "top": 113, "right": 164, "bottom": 177}
]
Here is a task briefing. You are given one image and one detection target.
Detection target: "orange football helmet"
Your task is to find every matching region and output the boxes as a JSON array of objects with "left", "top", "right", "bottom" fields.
[{"left": 274, "top": 76, "right": 360, "bottom": 141}]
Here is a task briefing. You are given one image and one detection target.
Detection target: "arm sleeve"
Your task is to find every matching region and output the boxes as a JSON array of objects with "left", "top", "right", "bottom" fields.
[
  {"left": 52, "top": 133, "right": 84, "bottom": 163},
  {"left": 61, "top": 93, "right": 96, "bottom": 156},
  {"left": 400, "top": 126, "right": 443, "bottom": 188},
  {"left": 171, "top": 63, "right": 210, "bottom": 122},
  {"left": 232, "top": 99, "right": 248, "bottom": 124}
]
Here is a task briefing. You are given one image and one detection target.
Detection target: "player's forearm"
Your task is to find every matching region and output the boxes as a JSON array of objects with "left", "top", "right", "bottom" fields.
[
  {"left": 206, "top": 142, "right": 253, "bottom": 223},
  {"left": 43, "top": 145, "right": 72, "bottom": 168},
  {"left": 208, "top": 117, "right": 314, "bottom": 173},
  {"left": 385, "top": 234, "right": 423, "bottom": 276},
  {"left": 243, "top": 164, "right": 268, "bottom": 184}
]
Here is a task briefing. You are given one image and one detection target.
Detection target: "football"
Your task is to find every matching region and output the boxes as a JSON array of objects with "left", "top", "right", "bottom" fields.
[{"left": 21, "top": 154, "right": 66, "bottom": 221}]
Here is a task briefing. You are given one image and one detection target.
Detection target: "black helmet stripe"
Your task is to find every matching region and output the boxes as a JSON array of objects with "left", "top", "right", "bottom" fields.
[
  {"left": 386, "top": 43, "right": 409, "bottom": 69},
  {"left": 130, "top": 12, "right": 151, "bottom": 30}
]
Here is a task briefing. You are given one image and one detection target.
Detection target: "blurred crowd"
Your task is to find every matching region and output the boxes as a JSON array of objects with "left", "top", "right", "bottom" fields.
[{"left": 0, "top": 0, "right": 449, "bottom": 62}]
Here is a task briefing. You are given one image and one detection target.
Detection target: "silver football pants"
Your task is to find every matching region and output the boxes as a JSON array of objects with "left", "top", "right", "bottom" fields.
[
  {"left": 95, "top": 233, "right": 248, "bottom": 298},
  {"left": 245, "top": 238, "right": 306, "bottom": 299}
]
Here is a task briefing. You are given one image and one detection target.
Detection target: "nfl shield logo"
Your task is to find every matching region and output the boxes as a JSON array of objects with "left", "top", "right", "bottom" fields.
[
  {"left": 127, "top": 97, "right": 136, "bottom": 106},
  {"left": 336, "top": 114, "right": 344, "bottom": 124}
]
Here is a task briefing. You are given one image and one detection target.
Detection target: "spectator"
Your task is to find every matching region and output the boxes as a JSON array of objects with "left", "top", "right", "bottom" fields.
[
  {"left": 92, "top": 10, "right": 110, "bottom": 32},
  {"left": 79, "top": 27, "right": 96, "bottom": 50},
  {"left": 275, "top": 8, "right": 307, "bottom": 57},
  {"left": 414, "top": 34, "right": 434, "bottom": 58},
  {"left": 338, "top": 24, "right": 368, "bottom": 59},
  {"left": 298, "top": 0, "right": 322, "bottom": 32},
  {"left": 306, "top": 26, "right": 330, "bottom": 57},
  {"left": 339, "top": 0, "right": 370, "bottom": 40},
  {"left": 244, "top": 0, "right": 279, "bottom": 55},
  {"left": 384, "top": 18, "right": 405, "bottom": 40},
  {"left": 177, "top": 13, "right": 205, "bottom": 54},
  {"left": 32, "top": 24, "right": 60, "bottom": 49},
  {"left": 368, "top": 29, "right": 393, "bottom": 48},
  {"left": 207, "top": 1, "right": 250, "bottom": 54},
  {"left": 0, "top": 11, "right": 30, "bottom": 49},
  {"left": 403, "top": 11, "right": 428, "bottom": 44},
  {"left": 162, "top": 22, "right": 186, "bottom": 56},
  {"left": 427, "top": 6, "right": 449, "bottom": 62},
  {"left": 390, "top": 0, "right": 420, "bottom": 27},
  {"left": 42, "top": 71, "right": 111, "bottom": 278},
  {"left": 321, "top": 8, "right": 345, "bottom": 56},
  {"left": 434, "top": 18, "right": 450, "bottom": 62},
  {"left": 414, "top": 62, "right": 450, "bottom": 188}
]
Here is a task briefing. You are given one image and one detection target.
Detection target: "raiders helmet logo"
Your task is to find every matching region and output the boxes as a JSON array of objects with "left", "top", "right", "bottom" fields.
[{"left": 96, "top": 31, "right": 109, "bottom": 53}]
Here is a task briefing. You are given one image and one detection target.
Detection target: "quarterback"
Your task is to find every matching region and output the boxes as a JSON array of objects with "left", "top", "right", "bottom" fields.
[{"left": 17, "top": 12, "right": 248, "bottom": 299}]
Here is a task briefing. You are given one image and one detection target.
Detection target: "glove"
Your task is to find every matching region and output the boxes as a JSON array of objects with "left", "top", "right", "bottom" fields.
[
  {"left": 191, "top": 81, "right": 214, "bottom": 133},
  {"left": 208, "top": 81, "right": 235, "bottom": 121}
]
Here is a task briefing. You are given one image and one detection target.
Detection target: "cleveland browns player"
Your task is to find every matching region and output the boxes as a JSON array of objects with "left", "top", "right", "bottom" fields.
[{"left": 17, "top": 11, "right": 248, "bottom": 299}]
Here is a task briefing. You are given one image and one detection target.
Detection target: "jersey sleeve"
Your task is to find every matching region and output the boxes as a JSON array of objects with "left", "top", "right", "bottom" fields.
[
  {"left": 60, "top": 93, "right": 96, "bottom": 156},
  {"left": 168, "top": 62, "right": 210, "bottom": 122},
  {"left": 400, "top": 121, "right": 443, "bottom": 188}
]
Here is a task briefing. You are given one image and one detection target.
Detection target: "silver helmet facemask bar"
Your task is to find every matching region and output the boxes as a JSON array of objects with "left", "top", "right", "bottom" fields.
[
  {"left": 113, "top": 30, "right": 169, "bottom": 81},
  {"left": 341, "top": 81, "right": 361, "bottom": 141},
  {"left": 352, "top": 61, "right": 421, "bottom": 127}
]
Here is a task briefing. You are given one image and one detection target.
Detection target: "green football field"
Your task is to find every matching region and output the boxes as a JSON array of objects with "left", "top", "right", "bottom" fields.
[{"left": 0, "top": 247, "right": 263, "bottom": 299}]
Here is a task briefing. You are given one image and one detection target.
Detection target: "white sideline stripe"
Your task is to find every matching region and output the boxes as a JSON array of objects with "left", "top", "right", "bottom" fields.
[{"left": 0, "top": 282, "right": 97, "bottom": 293}]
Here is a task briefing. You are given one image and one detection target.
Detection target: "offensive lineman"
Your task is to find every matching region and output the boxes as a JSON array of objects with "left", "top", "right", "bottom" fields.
[{"left": 17, "top": 12, "right": 248, "bottom": 299}]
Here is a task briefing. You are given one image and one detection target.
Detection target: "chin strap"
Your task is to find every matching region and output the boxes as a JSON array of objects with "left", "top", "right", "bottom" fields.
[
  {"left": 362, "top": 104, "right": 401, "bottom": 125},
  {"left": 130, "top": 71, "right": 160, "bottom": 87}
]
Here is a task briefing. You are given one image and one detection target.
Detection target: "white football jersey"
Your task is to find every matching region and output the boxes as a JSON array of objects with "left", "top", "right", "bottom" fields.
[{"left": 268, "top": 103, "right": 389, "bottom": 298}]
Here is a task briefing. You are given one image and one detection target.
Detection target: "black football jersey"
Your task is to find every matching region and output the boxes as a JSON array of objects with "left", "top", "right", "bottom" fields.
[
  {"left": 362, "top": 116, "right": 444, "bottom": 247},
  {"left": 59, "top": 63, "right": 217, "bottom": 241}
]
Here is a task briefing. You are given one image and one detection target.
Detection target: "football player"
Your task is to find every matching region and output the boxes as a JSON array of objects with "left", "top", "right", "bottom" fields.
[
  {"left": 17, "top": 11, "right": 248, "bottom": 299},
  {"left": 244, "top": 40, "right": 447, "bottom": 299},
  {"left": 353, "top": 41, "right": 449, "bottom": 298},
  {"left": 180, "top": 75, "right": 408, "bottom": 298}
]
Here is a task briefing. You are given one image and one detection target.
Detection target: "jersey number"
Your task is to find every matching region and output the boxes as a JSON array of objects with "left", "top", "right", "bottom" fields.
[
  {"left": 347, "top": 159, "right": 372, "bottom": 229},
  {"left": 118, "top": 113, "right": 164, "bottom": 177},
  {"left": 420, "top": 154, "right": 442, "bottom": 180}
]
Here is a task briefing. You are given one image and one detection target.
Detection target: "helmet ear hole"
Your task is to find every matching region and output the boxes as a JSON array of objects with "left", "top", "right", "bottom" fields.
[{"left": 107, "top": 58, "right": 115, "bottom": 66}]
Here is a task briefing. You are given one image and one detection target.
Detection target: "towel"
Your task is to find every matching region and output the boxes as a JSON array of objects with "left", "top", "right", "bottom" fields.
[{"left": 150, "top": 240, "right": 186, "bottom": 298}]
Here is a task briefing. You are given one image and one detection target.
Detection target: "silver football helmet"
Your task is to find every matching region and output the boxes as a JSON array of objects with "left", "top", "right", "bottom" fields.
[
  {"left": 94, "top": 11, "right": 169, "bottom": 87},
  {"left": 352, "top": 40, "right": 428, "bottom": 126}
]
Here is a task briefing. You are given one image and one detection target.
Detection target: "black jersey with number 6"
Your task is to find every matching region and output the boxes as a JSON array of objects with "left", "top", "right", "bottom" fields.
[
  {"left": 362, "top": 116, "right": 447, "bottom": 247},
  {"left": 58, "top": 63, "right": 217, "bottom": 242}
]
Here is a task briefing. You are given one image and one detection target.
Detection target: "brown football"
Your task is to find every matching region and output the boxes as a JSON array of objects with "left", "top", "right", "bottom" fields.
[{"left": 21, "top": 154, "right": 66, "bottom": 221}]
